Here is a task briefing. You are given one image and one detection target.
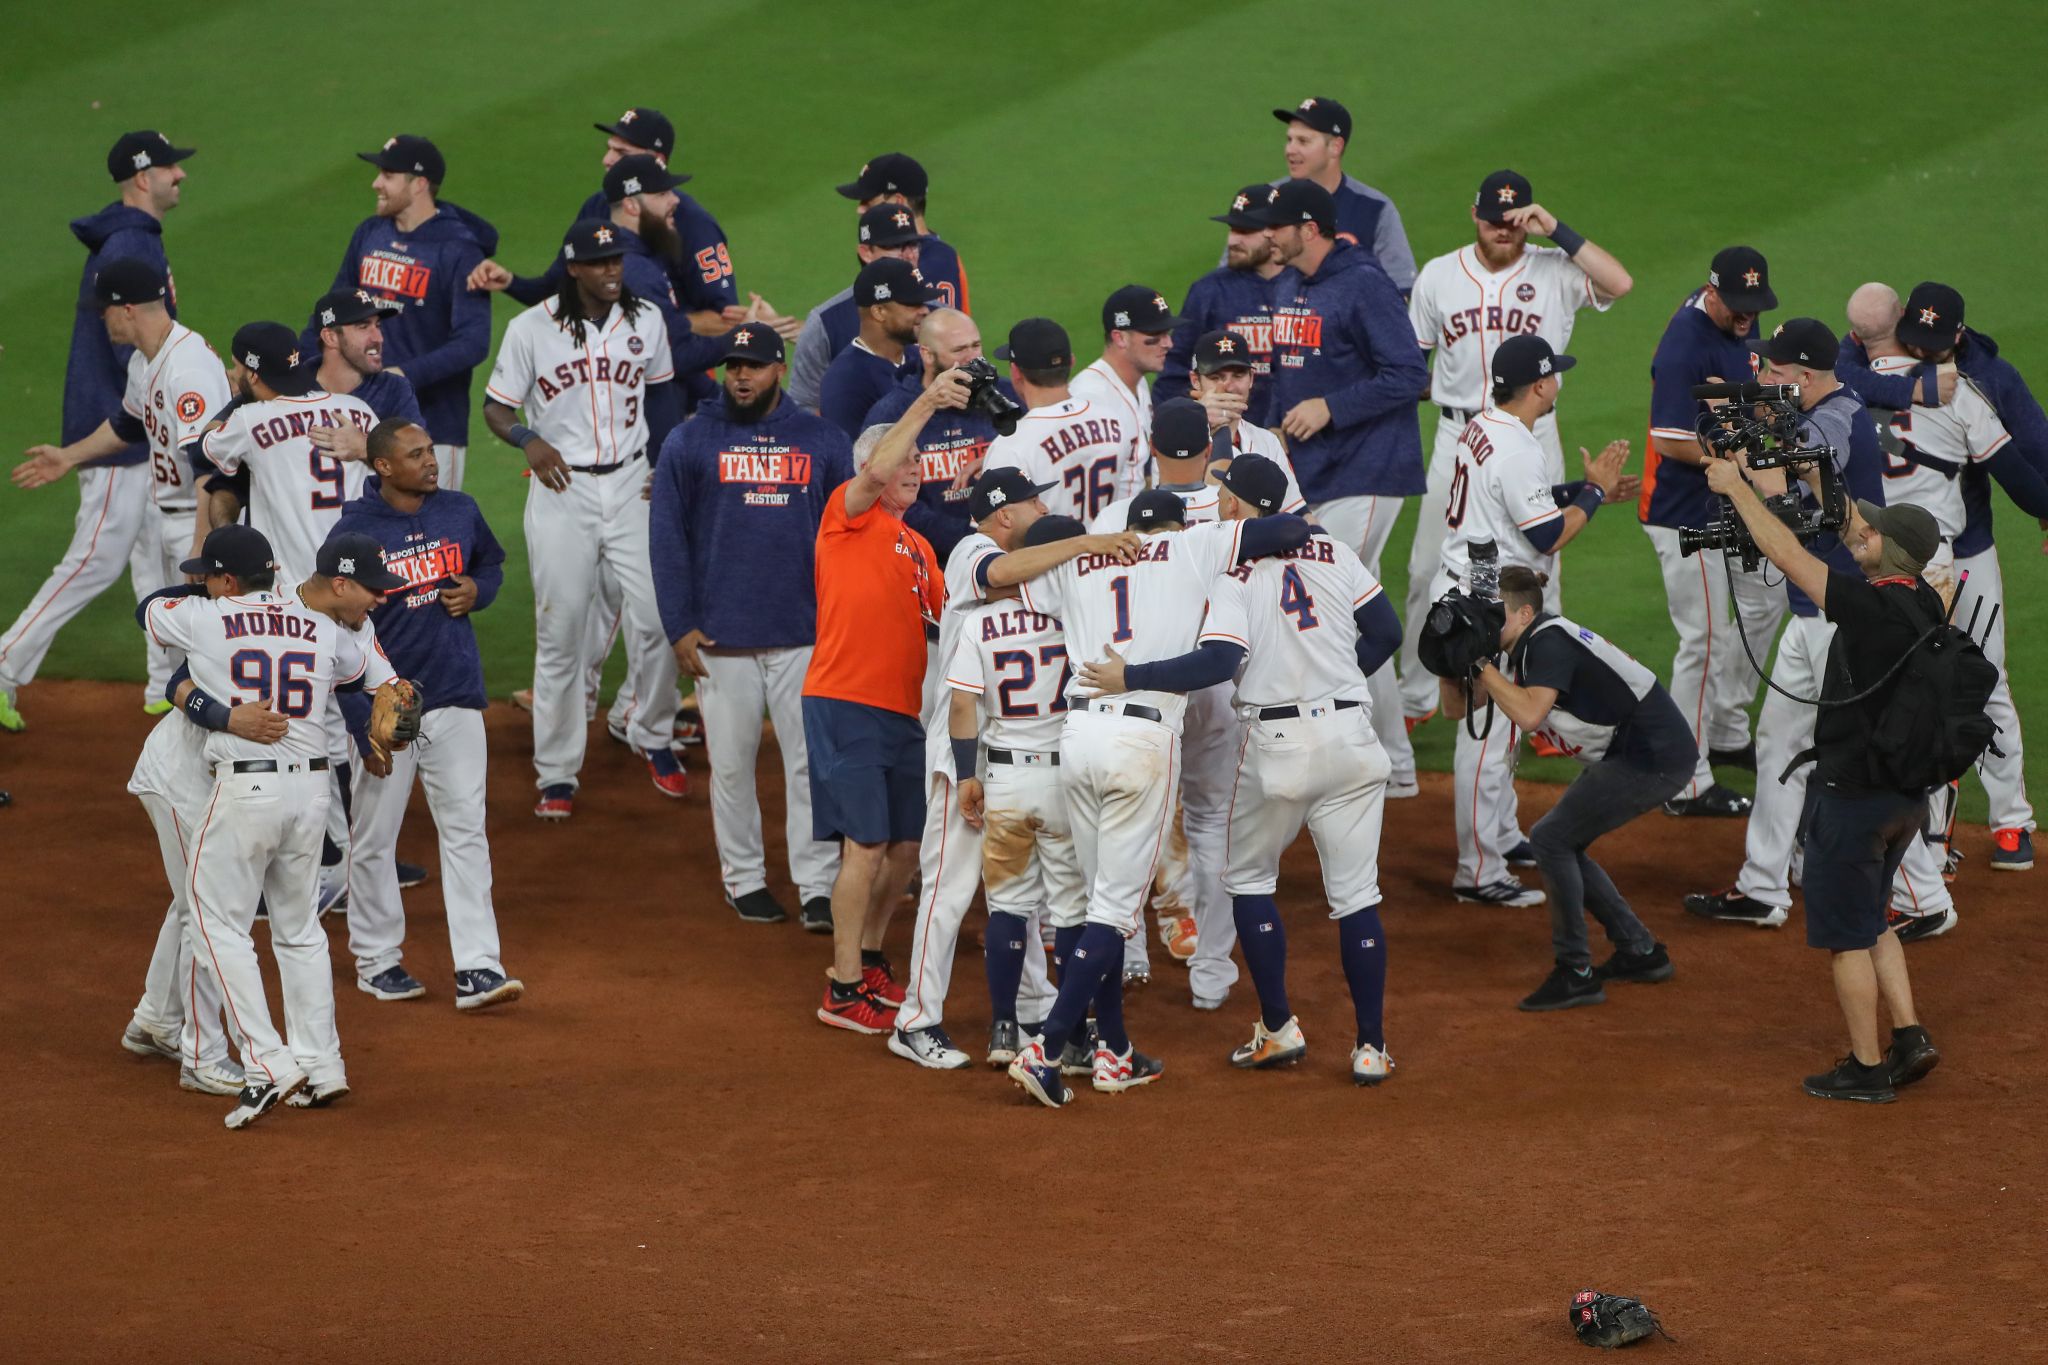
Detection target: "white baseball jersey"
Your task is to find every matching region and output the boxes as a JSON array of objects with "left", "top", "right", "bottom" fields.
[
  {"left": 201, "top": 390, "right": 379, "bottom": 581},
  {"left": 1019, "top": 520, "right": 1246, "bottom": 733},
  {"left": 1068, "top": 358, "right": 1152, "bottom": 501},
  {"left": 1410, "top": 244, "right": 1610, "bottom": 411},
  {"left": 983, "top": 397, "right": 1131, "bottom": 524},
  {"left": 922, "top": 529, "right": 1003, "bottom": 773},
  {"left": 1437, "top": 409, "right": 1560, "bottom": 586},
  {"left": 143, "top": 590, "right": 395, "bottom": 765},
  {"left": 484, "top": 296, "right": 676, "bottom": 466},
  {"left": 947, "top": 602, "right": 1070, "bottom": 753},
  {"left": 1199, "top": 531, "right": 1382, "bottom": 709},
  {"left": 123, "top": 322, "right": 230, "bottom": 513},
  {"left": 1219, "top": 420, "right": 1308, "bottom": 511},
  {"left": 1090, "top": 481, "right": 1220, "bottom": 535},
  {"left": 1868, "top": 355, "right": 2010, "bottom": 539}
]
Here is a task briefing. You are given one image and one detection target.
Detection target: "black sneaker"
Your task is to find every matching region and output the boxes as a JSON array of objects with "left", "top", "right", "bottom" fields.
[
  {"left": 1518, "top": 964, "right": 1605, "bottom": 1012},
  {"left": 734, "top": 889, "right": 788, "bottom": 924},
  {"left": 1595, "top": 942, "right": 1674, "bottom": 984},
  {"left": 1888, "top": 906, "right": 1957, "bottom": 943},
  {"left": 1708, "top": 741, "right": 1757, "bottom": 770},
  {"left": 987, "top": 1019, "right": 1023, "bottom": 1067},
  {"left": 799, "top": 896, "right": 833, "bottom": 934},
  {"left": 1885, "top": 1026, "right": 1940, "bottom": 1088},
  {"left": 1682, "top": 888, "right": 1788, "bottom": 927},
  {"left": 1664, "top": 783, "right": 1752, "bottom": 818},
  {"left": 1058, "top": 1020, "right": 1101, "bottom": 1076},
  {"left": 1802, "top": 1056, "right": 1897, "bottom": 1103},
  {"left": 1505, "top": 840, "right": 1539, "bottom": 868},
  {"left": 396, "top": 860, "right": 429, "bottom": 889}
]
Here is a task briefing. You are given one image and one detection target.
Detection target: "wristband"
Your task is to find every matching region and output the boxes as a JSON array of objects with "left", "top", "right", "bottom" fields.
[
  {"left": 951, "top": 737, "right": 979, "bottom": 781},
  {"left": 1918, "top": 367, "right": 1940, "bottom": 408},
  {"left": 182, "top": 685, "right": 233, "bottom": 733},
  {"left": 508, "top": 424, "right": 539, "bottom": 450},
  {"left": 1550, "top": 220, "right": 1587, "bottom": 255},
  {"left": 1571, "top": 483, "right": 1605, "bottom": 517}
]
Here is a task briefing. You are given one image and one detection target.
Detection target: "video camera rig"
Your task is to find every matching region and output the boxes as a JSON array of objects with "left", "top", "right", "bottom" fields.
[{"left": 1676, "top": 382, "right": 1847, "bottom": 571}]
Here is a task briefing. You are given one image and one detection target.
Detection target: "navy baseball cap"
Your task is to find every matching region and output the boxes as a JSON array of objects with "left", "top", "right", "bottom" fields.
[
  {"left": 1273, "top": 96, "right": 1350, "bottom": 139},
  {"left": 1895, "top": 282, "right": 1966, "bottom": 352},
  {"left": 108, "top": 131, "right": 194, "bottom": 183},
  {"left": 1022, "top": 513, "right": 1085, "bottom": 548},
  {"left": 1475, "top": 169, "right": 1534, "bottom": 223},
  {"left": 1216, "top": 453, "right": 1289, "bottom": 514},
  {"left": 720, "top": 324, "right": 785, "bottom": 365},
  {"left": 1753, "top": 317, "right": 1840, "bottom": 370},
  {"left": 855, "top": 257, "right": 935, "bottom": 309},
  {"left": 1128, "top": 488, "right": 1187, "bottom": 531},
  {"left": 1259, "top": 179, "right": 1336, "bottom": 234},
  {"left": 595, "top": 107, "right": 675, "bottom": 157},
  {"left": 1490, "top": 334, "right": 1575, "bottom": 389},
  {"left": 837, "top": 152, "right": 929, "bottom": 201},
  {"left": 93, "top": 258, "right": 167, "bottom": 307},
  {"left": 359, "top": 135, "right": 445, "bottom": 183},
  {"left": 230, "top": 322, "right": 317, "bottom": 397},
  {"left": 1709, "top": 245, "right": 1776, "bottom": 313},
  {"left": 604, "top": 153, "right": 687, "bottom": 203},
  {"left": 1150, "top": 398, "right": 1212, "bottom": 461},
  {"left": 858, "top": 202, "right": 922, "bottom": 249},
  {"left": 180, "top": 524, "right": 276, "bottom": 579},
  {"left": 968, "top": 467, "right": 1058, "bottom": 522},
  {"left": 315, "top": 288, "right": 400, "bottom": 329},
  {"left": 1194, "top": 328, "right": 1254, "bottom": 375},
  {"left": 1212, "top": 183, "right": 1278, "bottom": 230},
  {"left": 1103, "top": 285, "right": 1181, "bottom": 335},
  {"left": 562, "top": 219, "right": 629, "bottom": 262},
  {"left": 318, "top": 533, "right": 408, "bottom": 593},
  {"left": 994, "top": 318, "right": 1071, "bottom": 368}
]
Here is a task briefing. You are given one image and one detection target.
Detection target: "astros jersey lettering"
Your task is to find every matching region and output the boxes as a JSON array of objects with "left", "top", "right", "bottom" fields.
[
  {"left": 946, "top": 602, "right": 1071, "bottom": 754},
  {"left": 122, "top": 322, "right": 229, "bottom": 512},
  {"left": 201, "top": 390, "right": 379, "bottom": 581},
  {"left": 983, "top": 398, "right": 1130, "bottom": 523},
  {"left": 1438, "top": 410, "right": 1560, "bottom": 587},
  {"left": 1068, "top": 359, "right": 1153, "bottom": 501},
  {"left": 1410, "top": 245, "right": 1610, "bottom": 411},
  {"left": 1199, "top": 532, "right": 1382, "bottom": 708},
  {"left": 484, "top": 296, "right": 675, "bottom": 466},
  {"left": 1867, "top": 355, "right": 2011, "bottom": 539}
]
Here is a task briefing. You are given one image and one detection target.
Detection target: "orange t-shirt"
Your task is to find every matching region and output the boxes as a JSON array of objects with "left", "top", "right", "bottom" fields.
[{"left": 804, "top": 482, "right": 944, "bottom": 717}]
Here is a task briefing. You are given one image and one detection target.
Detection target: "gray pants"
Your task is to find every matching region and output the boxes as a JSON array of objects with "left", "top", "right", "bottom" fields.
[{"left": 1530, "top": 756, "right": 1691, "bottom": 970}]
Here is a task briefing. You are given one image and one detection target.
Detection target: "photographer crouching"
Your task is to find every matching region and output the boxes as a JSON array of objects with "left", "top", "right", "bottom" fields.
[
  {"left": 1442, "top": 568, "right": 1692, "bottom": 1012},
  {"left": 1700, "top": 452, "right": 1943, "bottom": 1103}
]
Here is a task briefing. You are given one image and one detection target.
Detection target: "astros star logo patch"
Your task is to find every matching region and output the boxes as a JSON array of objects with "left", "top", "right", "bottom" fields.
[
  {"left": 1743, "top": 268, "right": 1761, "bottom": 288},
  {"left": 893, "top": 211, "right": 911, "bottom": 229},
  {"left": 595, "top": 227, "right": 614, "bottom": 244},
  {"left": 1920, "top": 306, "right": 1940, "bottom": 326},
  {"left": 734, "top": 328, "right": 752, "bottom": 346},
  {"left": 1497, "top": 185, "right": 1517, "bottom": 204},
  {"left": 1232, "top": 194, "right": 1249, "bottom": 211},
  {"left": 618, "top": 109, "right": 637, "bottom": 123},
  {"left": 1217, "top": 337, "right": 1236, "bottom": 353}
]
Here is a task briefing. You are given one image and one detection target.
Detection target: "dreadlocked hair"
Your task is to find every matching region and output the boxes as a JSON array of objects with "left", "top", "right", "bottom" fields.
[{"left": 553, "top": 270, "right": 647, "bottom": 347}]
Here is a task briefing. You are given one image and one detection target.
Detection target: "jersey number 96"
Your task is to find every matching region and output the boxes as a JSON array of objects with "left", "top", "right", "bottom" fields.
[{"left": 230, "top": 649, "right": 317, "bottom": 717}]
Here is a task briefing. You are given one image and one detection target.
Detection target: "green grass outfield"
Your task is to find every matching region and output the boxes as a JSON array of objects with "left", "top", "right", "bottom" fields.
[{"left": 4, "top": 0, "right": 2045, "bottom": 819}]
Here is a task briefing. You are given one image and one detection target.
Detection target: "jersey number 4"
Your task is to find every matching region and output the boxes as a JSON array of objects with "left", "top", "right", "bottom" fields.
[
  {"left": 992, "top": 645, "right": 1071, "bottom": 717},
  {"left": 230, "top": 649, "right": 317, "bottom": 718},
  {"left": 1278, "top": 565, "right": 1320, "bottom": 630}
]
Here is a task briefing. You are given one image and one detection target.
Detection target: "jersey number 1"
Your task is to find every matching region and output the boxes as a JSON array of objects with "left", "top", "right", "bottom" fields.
[{"left": 1109, "top": 576, "right": 1133, "bottom": 643}]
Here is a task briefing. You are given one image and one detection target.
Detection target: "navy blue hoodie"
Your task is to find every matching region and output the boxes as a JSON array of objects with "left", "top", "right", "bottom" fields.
[
  {"left": 1158, "top": 264, "right": 1278, "bottom": 427},
  {"left": 650, "top": 392, "right": 853, "bottom": 647},
  {"left": 315, "top": 202, "right": 498, "bottom": 448},
  {"left": 67, "top": 203, "right": 174, "bottom": 464},
  {"left": 1267, "top": 241, "right": 1427, "bottom": 501}
]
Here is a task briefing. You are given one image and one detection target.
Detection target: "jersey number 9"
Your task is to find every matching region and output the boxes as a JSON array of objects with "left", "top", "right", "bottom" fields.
[
  {"left": 309, "top": 451, "right": 345, "bottom": 510},
  {"left": 229, "top": 649, "right": 317, "bottom": 717}
]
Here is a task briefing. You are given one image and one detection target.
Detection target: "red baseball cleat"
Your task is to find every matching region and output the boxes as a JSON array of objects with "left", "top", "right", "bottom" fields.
[
  {"left": 646, "top": 748, "right": 688, "bottom": 798},
  {"left": 862, "top": 958, "right": 906, "bottom": 1008},
  {"left": 818, "top": 980, "right": 897, "bottom": 1034}
]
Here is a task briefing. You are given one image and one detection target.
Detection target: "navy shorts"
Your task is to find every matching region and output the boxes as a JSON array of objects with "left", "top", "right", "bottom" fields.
[
  {"left": 802, "top": 696, "right": 926, "bottom": 846},
  {"left": 1800, "top": 787, "right": 1923, "bottom": 951}
]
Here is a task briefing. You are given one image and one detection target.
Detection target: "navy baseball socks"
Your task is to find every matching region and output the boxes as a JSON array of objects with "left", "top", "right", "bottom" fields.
[
  {"left": 985, "top": 911, "right": 1029, "bottom": 1023},
  {"left": 1338, "top": 905, "right": 1387, "bottom": 1051},
  {"left": 1051, "top": 924, "right": 1084, "bottom": 983},
  {"left": 1038, "top": 924, "right": 1129, "bottom": 1058},
  {"left": 1232, "top": 895, "right": 1292, "bottom": 1032}
]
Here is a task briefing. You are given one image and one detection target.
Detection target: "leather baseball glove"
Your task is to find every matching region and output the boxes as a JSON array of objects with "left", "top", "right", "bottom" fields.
[
  {"left": 369, "top": 678, "right": 424, "bottom": 761},
  {"left": 1569, "top": 1289, "right": 1671, "bottom": 1349}
]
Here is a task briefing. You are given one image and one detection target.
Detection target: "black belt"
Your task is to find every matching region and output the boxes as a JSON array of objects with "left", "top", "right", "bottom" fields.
[
  {"left": 1257, "top": 699, "right": 1361, "bottom": 721},
  {"left": 988, "top": 748, "right": 1059, "bottom": 766},
  {"left": 578, "top": 451, "right": 645, "bottom": 476},
  {"left": 1086, "top": 700, "right": 1163, "bottom": 723},
  {"left": 1440, "top": 405, "right": 1477, "bottom": 424},
  {"left": 228, "top": 758, "right": 329, "bottom": 774}
]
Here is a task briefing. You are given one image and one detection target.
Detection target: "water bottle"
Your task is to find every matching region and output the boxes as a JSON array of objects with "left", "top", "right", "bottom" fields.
[{"left": 1468, "top": 538, "right": 1500, "bottom": 602}]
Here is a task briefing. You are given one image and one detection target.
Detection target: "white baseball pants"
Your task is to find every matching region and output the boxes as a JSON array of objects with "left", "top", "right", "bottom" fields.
[
  {"left": 696, "top": 647, "right": 839, "bottom": 903},
  {"left": 1310, "top": 494, "right": 1416, "bottom": 783},
  {"left": 1060, "top": 707, "right": 1181, "bottom": 936},
  {"left": 138, "top": 506, "right": 195, "bottom": 705},
  {"left": 435, "top": 443, "right": 467, "bottom": 493},
  {"left": 1223, "top": 703, "right": 1392, "bottom": 911},
  {"left": 132, "top": 791, "right": 231, "bottom": 1070},
  {"left": 1955, "top": 546, "right": 2032, "bottom": 832},
  {"left": 0, "top": 462, "right": 153, "bottom": 696},
  {"left": 1452, "top": 698, "right": 1523, "bottom": 887},
  {"left": 1644, "top": 524, "right": 1784, "bottom": 798},
  {"left": 347, "top": 706, "right": 504, "bottom": 980}
]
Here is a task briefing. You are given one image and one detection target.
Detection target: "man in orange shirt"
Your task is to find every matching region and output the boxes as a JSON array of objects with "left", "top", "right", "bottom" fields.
[{"left": 803, "top": 371, "right": 961, "bottom": 1033}]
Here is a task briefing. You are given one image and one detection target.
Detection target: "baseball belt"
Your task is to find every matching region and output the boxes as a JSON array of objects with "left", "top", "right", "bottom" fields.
[
  {"left": 1256, "top": 699, "right": 1361, "bottom": 722},
  {"left": 1439, "top": 405, "right": 1478, "bottom": 424},
  {"left": 987, "top": 748, "right": 1059, "bottom": 766},
  {"left": 224, "top": 757, "right": 330, "bottom": 774},
  {"left": 1083, "top": 700, "right": 1163, "bottom": 723},
  {"left": 575, "top": 450, "right": 647, "bottom": 476}
]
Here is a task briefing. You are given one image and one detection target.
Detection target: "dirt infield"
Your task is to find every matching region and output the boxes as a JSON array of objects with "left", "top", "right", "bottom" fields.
[{"left": 4, "top": 680, "right": 2042, "bottom": 1363}]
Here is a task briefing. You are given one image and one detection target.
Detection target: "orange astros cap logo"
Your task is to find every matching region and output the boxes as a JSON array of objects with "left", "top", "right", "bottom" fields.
[
  {"left": 1216, "top": 337, "right": 1236, "bottom": 353},
  {"left": 1497, "top": 185, "right": 1518, "bottom": 204},
  {"left": 595, "top": 226, "right": 614, "bottom": 244},
  {"left": 1744, "top": 268, "right": 1762, "bottom": 288},
  {"left": 893, "top": 210, "right": 911, "bottom": 229},
  {"left": 734, "top": 328, "right": 752, "bottom": 345},
  {"left": 617, "top": 109, "right": 637, "bottom": 123},
  {"left": 1919, "top": 306, "right": 1940, "bottom": 325}
]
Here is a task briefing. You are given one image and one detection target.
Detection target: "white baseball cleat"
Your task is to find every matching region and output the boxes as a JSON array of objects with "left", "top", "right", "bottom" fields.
[
  {"left": 179, "top": 1061, "right": 247, "bottom": 1096},
  {"left": 1230, "top": 1016, "right": 1307, "bottom": 1069},
  {"left": 121, "top": 1019, "right": 180, "bottom": 1062},
  {"left": 1351, "top": 1042, "right": 1394, "bottom": 1087}
]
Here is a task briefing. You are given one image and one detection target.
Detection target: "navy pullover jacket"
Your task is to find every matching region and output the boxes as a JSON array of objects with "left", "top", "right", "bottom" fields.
[
  {"left": 67, "top": 203, "right": 174, "bottom": 464},
  {"left": 1157, "top": 264, "right": 1279, "bottom": 427}
]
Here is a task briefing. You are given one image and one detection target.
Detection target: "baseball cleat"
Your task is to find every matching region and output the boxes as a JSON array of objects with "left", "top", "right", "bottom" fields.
[
  {"left": 1121, "top": 962, "right": 1152, "bottom": 989},
  {"left": 1058, "top": 1021, "right": 1100, "bottom": 1076},
  {"left": 1885, "top": 1026, "right": 1940, "bottom": 1088},
  {"left": 1505, "top": 840, "right": 1539, "bottom": 869},
  {"left": 509, "top": 688, "right": 535, "bottom": 712},
  {"left": 0, "top": 690, "right": 22, "bottom": 732},
  {"left": 315, "top": 865, "right": 349, "bottom": 918},
  {"left": 1991, "top": 828, "right": 2034, "bottom": 871},
  {"left": 1802, "top": 1056, "right": 1896, "bottom": 1104},
  {"left": 534, "top": 785, "right": 575, "bottom": 820},
  {"left": 454, "top": 968, "right": 524, "bottom": 1011},
  {"left": 1453, "top": 880, "right": 1545, "bottom": 908},
  {"left": 1091, "top": 1044, "right": 1164, "bottom": 1093},
  {"left": 1159, "top": 914, "right": 1198, "bottom": 961},
  {"left": 1663, "top": 783, "right": 1752, "bottom": 818},
  {"left": 121, "top": 1019, "right": 180, "bottom": 1062},
  {"left": 987, "top": 1019, "right": 1023, "bottom": 1067},
  {"left": 733, "top": 889, "right": 788, "bottom": 924},
  {"left": 1519, "top": 964, "right": 1606, "bottom": 1012},
  {"left": 1941, "top": 847, "right": 1963, "bottom": 883},
  {"left": 1709, "top": 740, "right": 1758, "bottom": 770},
  {"left": 887, "top": 1024, "right": 972, "bottom": 1070},
  {"left": 674, "top": 707, "right": 705, "bottom": 745},
  {"left": 1403, "top": 708, "right": 1436, "bottom": 735},
  {"left": 285, "top": 1078, "right": 352, "bottom": 1109},
  {"left": 1594, "top": 942, "right": 1674, "bottom": 984},
  {"left": 1682, "top": 888, "right": 1787, "bottom": 927},
  {"left": 179, "top": 1061, "right": 247, "bottom": 1096},
  {"left": 1350, "top": 1042, "right": 1394, "bottom": 1086},
  {"left": 224, "top": 1070, "right": 307, "bottom": 1130},
  {"left": 1007, "top": 1041, "right": 1070, "bottom": 1108},
  {"left": 646, "top": 747, "right": 689, "bottom": 798},
  {"left": 1230, "top": 1016, "right": 1307, "bottom": 1069},
  {"left": 142, "top": 698, "right": 174, "bottom": 717},
  {"left": 358, "top": 966, "right": 426, "bottom": 1002},
  {"left": 1888, "top": 906, "right": 1958, "bottom": 944},
  {"left": 1527, "top": 733, "right": 1569, "bottom": 759},
  {"left": 1386, "top": 777, "right": 1421, "bottom": 800},
  {"left": 1191, "top": 991, "right": 1227, "bottom": 1011},
  {"left": 861, "top": 958, "right": 905, "bottom": 1008},
  {"left": 817, "top": 980, "right": 895, "bottom": 1035},
  {"left": 799, "top": 896, "right": 833, "bottom": 933},
  {"left": 395, "top": 860, "right": 429, "bottom": 889}
]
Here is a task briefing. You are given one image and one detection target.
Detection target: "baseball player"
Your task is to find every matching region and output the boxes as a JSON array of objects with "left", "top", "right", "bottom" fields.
[
  {"left": 330, "top": 421, "right": 522, "bottom": 1009},
  {"left": 1080, "top": 455, "right": 1404, "bottom": 1084},
  {"left": 139, "top": 525, "right": 415, "bottom": 1128},
  {"left": 888, "top": 465, "right": 1136, "bottom": 1068},
  {"left": 320, "top": 135, "right": 494, "bottom": 489},
  {"left": 1178, "top": 329, "right": 1306, "bottom": 510},
  {"left": 482, "top": 220, "right": 679, "bottom": 815},
  {"left": 864, "top": 307, "right": 1003, "bottom": 570},
  {"left": 307, "top": 289, "right": 425, "bottom": 436},
  {"left": 1399, "top": 169, "right": 1634, "bottom": 726},
  {"left": 651, "top": 326, "right": 852, "bottom": 927},
  {"left": 1071, "top": 286, "right": 1179, "bottom": 499},
  {"left": 818, "top": 257, "right": 935, "bottom": 437},
  {"left": 947, "top": 512, "right": 1093, "bottom": 1066},
  {"left": 1160, "top": 186, "right": 1285, "bottom": 428},
  {"left": 1003, "top": 488, "right": 1312, "bottom": 1106},
  {"left": 1260, "top": 97, "right": 1416, "bottom": 292},
  {"left": 981, "top": 318, "right": 1130, "bottom": 524},
  {"left": 1437, "top": 335, "right": 1634, "bottom": 905},
  {"left": 834, "top": 153, "right": 968, "bottom": 310},
  {"left": 13, "top": 259, "right": 227, "bottom": 714},
  {"left": 0, "top": 132, "right": 192, "bottom": 731},
  {"left": 1640, "top": 246, "right": 1781, "bottom": 815},
  {"left": 787, "top": 203, "right": 928, "bottom": 412}
]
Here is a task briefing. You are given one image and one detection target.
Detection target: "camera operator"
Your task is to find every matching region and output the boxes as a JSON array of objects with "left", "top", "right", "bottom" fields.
[
  {"left": 1698, "top": 455, "right": 1942, "bottom": 1103},
  {"left": 1442, "top": 567, "right": 1690, "bottom": 1012},
  {"left": 863, "top": 308, "right": 1003, "bottom": 572},
  {"left": 1686, "top": 320, "right": 1951, "bottom": 936},
  {"left": 1434, "top": 335, "right": 1635, "bottom": 906}
]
